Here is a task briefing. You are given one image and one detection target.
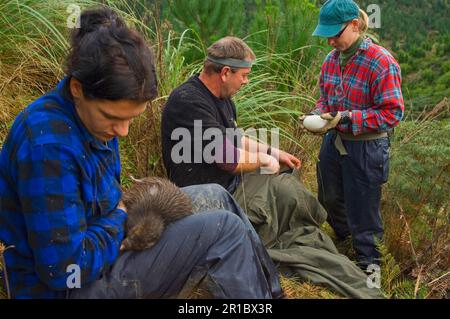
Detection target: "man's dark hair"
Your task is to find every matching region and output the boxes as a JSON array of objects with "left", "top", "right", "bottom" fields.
[{"left": 65, "top": 6, "right": 157, "bottom": 101}]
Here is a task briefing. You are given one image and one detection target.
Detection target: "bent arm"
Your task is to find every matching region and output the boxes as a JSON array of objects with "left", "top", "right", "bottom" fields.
[
  {"left": 17, "top": 144, "right": 126, "bottom": 290},
  {"left": 351, "top": 63, "right": 404, "bottom": 135}
]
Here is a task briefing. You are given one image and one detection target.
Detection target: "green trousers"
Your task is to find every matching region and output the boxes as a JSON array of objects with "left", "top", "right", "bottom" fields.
[{"left": 233, "top": 170, "right": 384, "bottom": 299}]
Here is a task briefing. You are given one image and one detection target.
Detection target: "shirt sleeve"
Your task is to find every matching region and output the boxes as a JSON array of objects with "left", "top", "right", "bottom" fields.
[
  {"left": 215, "top": 137, "right": 240, "bottom": 173},
  {"left": 351, "top": 62, "right": 404, "bottom": 135},
  {"left": 16, "top": 143, "right": 127, "bottom": 290},
  {"left": 173, "top": 94, "right": 241, "bottom": 172}
]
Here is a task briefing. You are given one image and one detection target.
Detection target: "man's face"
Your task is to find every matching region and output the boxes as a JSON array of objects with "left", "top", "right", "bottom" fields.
[
  {"left": 70, "top": 78, "right": 148, "bottom": 142},
  {"left": 221, "top": 67, "right": 251, "bottom": 98}
]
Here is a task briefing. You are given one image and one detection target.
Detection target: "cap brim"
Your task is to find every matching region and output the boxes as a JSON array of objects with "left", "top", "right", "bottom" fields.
[{"left": 312, "top": 23, "right": 344, "bottom": 37}]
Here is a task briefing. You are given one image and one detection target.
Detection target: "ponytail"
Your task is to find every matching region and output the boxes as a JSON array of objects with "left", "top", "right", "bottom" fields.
[
  {"left": 358, "top": 9, "right": 369, "bottom": 34},
  {"left": 65, "top": 6, "right": 157, "bottom": 102}
]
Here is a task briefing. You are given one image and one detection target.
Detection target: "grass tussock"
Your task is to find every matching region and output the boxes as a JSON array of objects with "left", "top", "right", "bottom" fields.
[{"left": 185, "top": 274, "right": 340, "bottom": 299}]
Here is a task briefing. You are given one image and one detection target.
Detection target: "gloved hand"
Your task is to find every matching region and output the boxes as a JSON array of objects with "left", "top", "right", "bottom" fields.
[
  {"left": 318, "top": 111, "right": 342, "bottom": 131},
  {"left": 300, "top": 110, "right": 351, "bottom": 134}
]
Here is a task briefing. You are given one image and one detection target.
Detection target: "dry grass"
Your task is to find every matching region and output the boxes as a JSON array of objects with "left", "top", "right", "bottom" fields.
[
  {"left": 185, "top": 274, "right": 340, "bottom": 299},
  {"left": 120, "top": 99, "right": 167, "bottom": 188},
  {"left": 0, "top": 63, "right": 58, "bottom": 148},
  {"left": 0, "top": 242, "right": 8, "bottom": 299},
  {"left": 279, "top": 275, "right": 341, "bottom": 299}
]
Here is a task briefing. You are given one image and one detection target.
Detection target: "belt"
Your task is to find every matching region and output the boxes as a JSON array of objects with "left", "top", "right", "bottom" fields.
[{"left": 333, "top": 130, "right": 388, "bottom": 156}]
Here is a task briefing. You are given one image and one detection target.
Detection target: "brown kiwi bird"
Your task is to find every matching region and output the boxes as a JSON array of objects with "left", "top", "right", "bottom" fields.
[{"left": 120, "top": 177, "right": 193, "bottom": 251}]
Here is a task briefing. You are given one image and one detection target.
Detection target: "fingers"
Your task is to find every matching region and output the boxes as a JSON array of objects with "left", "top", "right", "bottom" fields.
[
  {"left": 292, "top": 157, "right": 302, "bottom": 169},
  {"left": 320, "top": 112, "right": 334, "bottom": 120},
  {"left": 298, "top": 114, "right": 307, "bottom": 121},
  {"left": 286, "top": 159, "right": 301, "bottom": 169},
  {"left": 320, "top": 112, "right": 341, "bottom": 123},
  {"left": 300, "top": 127, "right": 309, "bottom": 134},
  {"left": 287, "top": 155, "right": 301, "bottom": 168},
  {"left": 298, "top": 115, "right": 307, "bottom": 131},
  {"left": 279, "top": 152, "right": 302, "bottom": 169},
  {"left": 332, "top": 112, "right": 342, "bottom": 124},
  {"left": 284, "top": 160, "right": 295, "bottom": 169},
  {"left": 117, "top": 201, "right": 127, "bottom": 213}
]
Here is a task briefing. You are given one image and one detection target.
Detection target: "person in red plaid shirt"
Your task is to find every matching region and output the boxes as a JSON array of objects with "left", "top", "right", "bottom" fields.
[{"left": 301, "top": 0, "right": 404, "bottom": 272}]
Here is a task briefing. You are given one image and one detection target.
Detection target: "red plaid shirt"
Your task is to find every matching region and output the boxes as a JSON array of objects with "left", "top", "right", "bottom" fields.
[{"left": 316, "top": 38, "right": 404, "bottom": 135}]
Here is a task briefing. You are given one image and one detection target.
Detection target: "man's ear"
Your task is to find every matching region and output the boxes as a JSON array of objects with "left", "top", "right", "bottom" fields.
[
  {"left": 69, "top": 77, "right": 84, "bottom": 99},
  {"left": 220, "top": 66, "right": 231, "bottom": 82}
]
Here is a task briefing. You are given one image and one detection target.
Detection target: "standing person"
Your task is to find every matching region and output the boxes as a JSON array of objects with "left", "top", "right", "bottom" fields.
[
  {"left": 162, "top": 36, "right": 384, "bottom": 298},
  {"left": 0, "top": 7, "right": 282, "bottom": 299},
  {"left": 301, "top": 0, "right": 404, "bottom": 271}
]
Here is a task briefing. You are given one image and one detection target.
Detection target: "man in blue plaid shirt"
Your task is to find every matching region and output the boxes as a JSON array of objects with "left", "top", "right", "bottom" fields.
[{"left": 0, "top": 7, "right": 282, "bottom": 299}]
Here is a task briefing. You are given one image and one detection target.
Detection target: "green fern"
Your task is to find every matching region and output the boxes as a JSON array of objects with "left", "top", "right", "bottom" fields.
[
  {"left": 379, "top": 242, "right": 405, "bottom": 298},
  {"left": 378, "top": 242, "right": 430, "bottom": 299}
]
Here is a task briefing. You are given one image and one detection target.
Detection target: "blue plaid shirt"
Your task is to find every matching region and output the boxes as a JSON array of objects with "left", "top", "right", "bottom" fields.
[{"left": 0, "top": 78, "right": 127, "bottom": 298}]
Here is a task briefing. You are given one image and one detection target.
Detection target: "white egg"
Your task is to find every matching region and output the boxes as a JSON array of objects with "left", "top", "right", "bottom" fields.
[{"left": 303, "top": 115, "right": 328, "bottom": 132}]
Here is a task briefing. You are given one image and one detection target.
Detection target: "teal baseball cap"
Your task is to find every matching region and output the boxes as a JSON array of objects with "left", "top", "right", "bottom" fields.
[{"left": 312, "top": 0, "right": 360, "bottom": 37}]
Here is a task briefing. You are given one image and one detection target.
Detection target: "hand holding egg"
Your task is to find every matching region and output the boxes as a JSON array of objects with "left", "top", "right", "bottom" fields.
[{"left": 299, "top": 112, "right": 342, "bottom": 134}]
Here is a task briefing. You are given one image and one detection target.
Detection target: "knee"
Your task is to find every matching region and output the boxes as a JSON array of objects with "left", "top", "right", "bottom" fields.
[
  {"left": 202, "top": 183, "right": 229, "bottom": 196},
  {"left": 197, "top": 183, "right": 233, "bottom": 204},
  {"left": 276, "top": 176, "right": 296, "bottom": 195},
  {"left": 182, "top": 183, "right": 228, "bottom": 198},
  {"left": 211, "top": 208, "right": 241, "bottom": 222},
  {"left": 272, "top": 175, "right": 304, "bottom": 203},
  {"left": 173, "top": 209, "right": 242, "bottom": 233}
]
